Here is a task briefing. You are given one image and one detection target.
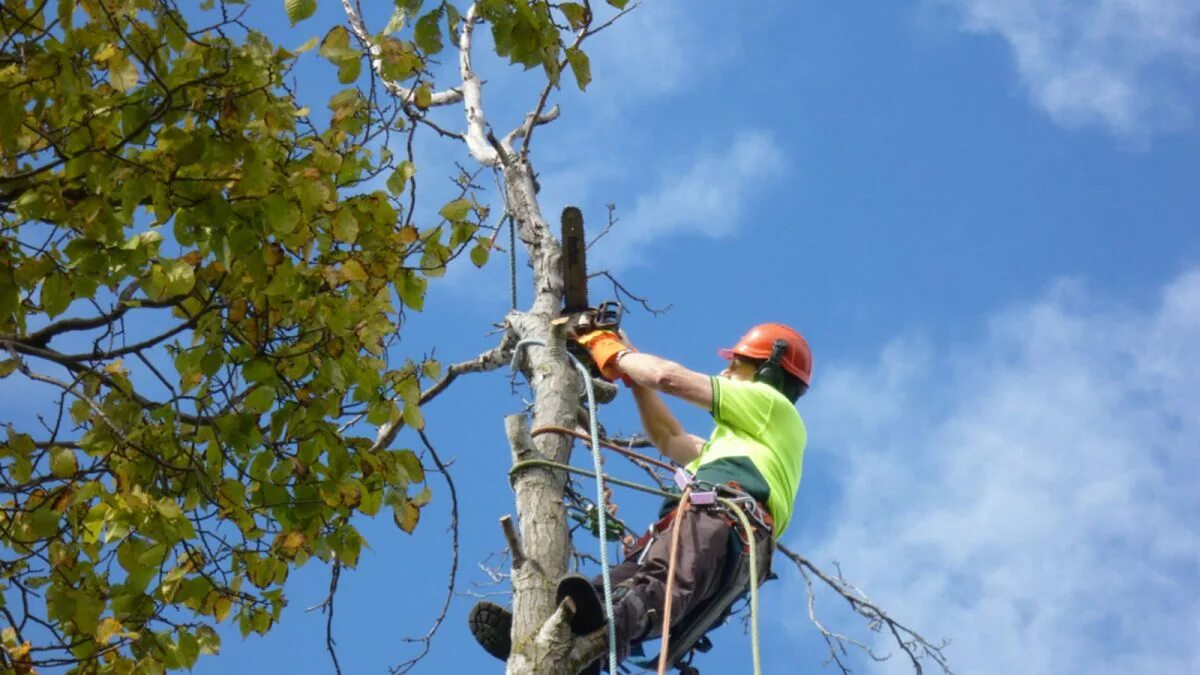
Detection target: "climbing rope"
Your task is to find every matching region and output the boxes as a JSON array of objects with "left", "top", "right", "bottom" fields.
[
  {"left": 719, "top": 496, "right": 762, "bottom": 675},
  {"left": 656, "top": 487, "right": 692, "bottom": 674},
  {"left": 656, "top": 491, "right": 763, "bottom": 675},
  {"left": 511, "top": 339, "right": 618, "bottom": 671},
  {"left": 508, "top": 214, "right": 517, "bottom": 310},
  {"left": 531, "top": 425, "right": 675, "bottom": 472},
  {"left": 509, "top": 458, "right": 676, "bottom": 500}
]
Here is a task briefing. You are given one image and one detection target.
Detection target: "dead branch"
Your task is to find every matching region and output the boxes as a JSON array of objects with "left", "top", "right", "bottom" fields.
[
  {"left": 304, "top": 560, "right": 344, "bottom": 675},
  {"left": 776, "top": 543, "right": 952, "bottom": 675},
  {"left": 389, "top": 429, "right": 462, "bottom": 674}
]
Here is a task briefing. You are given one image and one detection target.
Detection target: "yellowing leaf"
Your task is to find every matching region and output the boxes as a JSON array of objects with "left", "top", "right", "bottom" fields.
[
  {"left": 94, "top": 44, "right": 119, "bottom": 63},
  {"left": 392, "top": 501, "right": 419, "bottom": 534},
  {"left": 0, "top": 359, "right": 18, "bottom": 379},
  {"left": 332, "top": 210, "right": 358, "bottom": 243},
  {"left": 214, "top": 595, "right": 232, "bottom": 622},
  {"left": 414, "top": 83, "right": 432, "bottom": 109},
  {"left": 108, "top": 54, "right": 140, "bottom": 92},
  {"left": 294, "top": 36, "right": 319, "bottom": 54},
  {"left": 95, "top": 616, "right": 122, "bottom": 644},
  {"left": 340, "top": 259, "right": 368, "bottom": 283},
  {"left": 163, "top": 260, "right": 196, "bottom": 297},
  {"left": 280, "top": 530, "right": 306, "bottom": 555}
]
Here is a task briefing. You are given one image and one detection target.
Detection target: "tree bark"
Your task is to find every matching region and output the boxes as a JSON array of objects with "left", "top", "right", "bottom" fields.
[{"left": 500, "top": 157, "right": 590, "bottom": 674}]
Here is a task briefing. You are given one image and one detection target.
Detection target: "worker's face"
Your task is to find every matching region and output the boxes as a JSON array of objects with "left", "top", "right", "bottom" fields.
[{"left": 720, "top": 356, "right": 757, "bottom": 381}]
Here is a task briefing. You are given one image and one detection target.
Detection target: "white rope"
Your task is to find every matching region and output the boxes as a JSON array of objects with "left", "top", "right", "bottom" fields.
[{"left": 512, "top": 340, "right": 619, "bottom": 670}]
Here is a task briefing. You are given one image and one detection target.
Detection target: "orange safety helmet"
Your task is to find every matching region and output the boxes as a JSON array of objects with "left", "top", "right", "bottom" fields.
[{"left": 718, "top": 323, "right": 813, "bottom": 385}]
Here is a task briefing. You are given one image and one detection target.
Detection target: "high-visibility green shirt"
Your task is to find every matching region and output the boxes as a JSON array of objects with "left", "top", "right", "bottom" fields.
[{"left": 687, "top": 377, "right": 807, "bottom": 538}]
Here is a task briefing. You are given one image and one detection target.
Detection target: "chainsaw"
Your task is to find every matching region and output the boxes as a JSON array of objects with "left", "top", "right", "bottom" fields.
[{"left": 559, "top": 206, "right": 625, "bottom": 378}]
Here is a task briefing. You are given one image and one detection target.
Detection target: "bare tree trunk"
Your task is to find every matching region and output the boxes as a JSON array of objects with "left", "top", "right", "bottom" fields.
[{"left": 500, "top": 158, "right": 597, "bottom": 674}]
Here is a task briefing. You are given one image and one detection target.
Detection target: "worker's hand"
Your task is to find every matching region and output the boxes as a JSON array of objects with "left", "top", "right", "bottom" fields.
[{"left": 575, "top": 329, "right": 636, "bottom": 383}]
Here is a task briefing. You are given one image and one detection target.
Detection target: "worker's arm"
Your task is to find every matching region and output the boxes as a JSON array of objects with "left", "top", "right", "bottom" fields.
[{"left": 616, "top": 352, "right": 710, "bottom": 465}]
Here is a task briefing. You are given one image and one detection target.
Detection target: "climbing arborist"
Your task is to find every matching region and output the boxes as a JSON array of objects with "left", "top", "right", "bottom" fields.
[{"left": 469, "top": 322, "right": 811, "bottom": 672}]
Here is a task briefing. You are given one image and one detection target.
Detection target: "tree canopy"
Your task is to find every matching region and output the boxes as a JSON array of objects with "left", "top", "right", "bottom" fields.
[{"left": 0, "top": 0, "right": 614, "bottom": 670}]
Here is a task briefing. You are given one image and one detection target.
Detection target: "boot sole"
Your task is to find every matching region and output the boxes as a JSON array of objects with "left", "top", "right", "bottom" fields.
[{"left": 467, "top": 601, "right": 512, "bottom": 661}]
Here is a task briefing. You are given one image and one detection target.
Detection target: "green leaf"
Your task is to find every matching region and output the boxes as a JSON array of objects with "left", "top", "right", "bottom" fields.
[
  {"left": 320, "top": 26, "right": 357, "bottom": 62},
  {"left": 565, "top": 47, "right": 591, "bottom": 90},
  {"left": 607, "top": 0, "right": 630, "bottom": 8},
  {"left": 0, "top": 359, "right": 18, "bottom": 378},
  {"left": 415, "top": 9, "right": 444, "bottom": 54},
  {"left": 387, "top": 161, "right": 415, "bottom": 195},
  {"left": 285, "top": 0, "right": 317, "bottom": 25},
  {"left": 402, "top": 402, "right": 424, "bottom": 430},
  {"left": 396, "top": 270, "right": 426, "bottom": 311},
  {"left": 560, "top": 3, "right": 587, "bottom": 30},
  {"left": 438, "top": 198, "right": 471, "bottom": 222},
  {"left": 40, "top": 272, "right": 70, "bottom": 318},
  {"left": 243, "top": 359, "right": 275, "bottom": 385},
  {"left": 395, "top": 449, "right": 425, "bottom": 483},
  {"left": 338, "top": 57, "right": 362, "bottom": 84},
  {"left": 163, "top": 260, "right": 196, "bottom": 297},
  {"left": 245, "top": 385, "right": 276, "bottom": 414},
  {"left": 332, "top": 210, "right": 359, "bottom": 243},
  {"left": 264, "top": 194, "right": 300, "bottom": 235},
  {"left": 50, "top": 447, "right": 77, "bottom": 478},
  {"left": 469, "top": 241, "right": 489, "bottom": 267}
]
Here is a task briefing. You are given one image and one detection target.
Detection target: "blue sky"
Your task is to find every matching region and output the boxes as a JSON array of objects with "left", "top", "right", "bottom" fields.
[{"left": 7, "top": 0, "right": 1197, "bottom": 673}]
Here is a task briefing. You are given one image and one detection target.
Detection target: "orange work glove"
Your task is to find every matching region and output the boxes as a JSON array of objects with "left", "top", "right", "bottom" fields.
[{"left": 575, "top": 329, "right": 635, "bottom": 383}]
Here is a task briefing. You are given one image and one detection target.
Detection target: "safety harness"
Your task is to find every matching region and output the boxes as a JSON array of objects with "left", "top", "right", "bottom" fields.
[{"left": 627, "top": 471, "right": 774, "bottom": 675}]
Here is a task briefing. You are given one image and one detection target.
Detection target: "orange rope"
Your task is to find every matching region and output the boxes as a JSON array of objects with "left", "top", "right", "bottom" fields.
[
  {"left": 531, "top": 425, "right": 676, "bottom": 471},
  {"left": 656, "top": 488, "right": 692, "bottom": 674}
]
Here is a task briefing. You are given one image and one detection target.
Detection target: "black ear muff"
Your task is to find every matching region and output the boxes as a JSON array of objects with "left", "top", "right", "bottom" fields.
[
  {"left": 754, "top": 339, "right": 804, "bottom": 402},
  {"left": 753, "top": 339, "right": 789, "bottom": 391}
]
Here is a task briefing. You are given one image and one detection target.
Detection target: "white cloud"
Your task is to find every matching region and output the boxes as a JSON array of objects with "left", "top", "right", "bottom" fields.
[
  {"left": 936, "top": 0, "right": 1200, "bottom": 136},
  {"left": 794, "top": 270, "right": 1200, "bottom": 673},
  {"left": 581, "top": 0, "right": 733, "bottom": 111},
  {"left": 586, "top": 130, "right": 786, "bottom": 271}
]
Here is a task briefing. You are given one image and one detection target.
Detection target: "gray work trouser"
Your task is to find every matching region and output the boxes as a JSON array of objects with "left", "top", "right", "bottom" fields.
[{"left": 590, "top": 505, "right": 748, "bottom": 661}]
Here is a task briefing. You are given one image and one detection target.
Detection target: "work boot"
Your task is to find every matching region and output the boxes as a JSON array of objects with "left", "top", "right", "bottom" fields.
[
  {"left": 556, "top": 575, "right": 606, "bottom": 675},
  {"left": 467, "top": 601, "right": 512, "bottom": 661},
  {"left": 557, "top": 575, "right": 653, "bottom": 674}
]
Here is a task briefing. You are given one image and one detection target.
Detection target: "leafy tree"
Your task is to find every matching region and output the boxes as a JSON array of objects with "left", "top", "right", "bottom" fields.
[{"left": 1, "top": 1, "right": 948, "bottom": 674}]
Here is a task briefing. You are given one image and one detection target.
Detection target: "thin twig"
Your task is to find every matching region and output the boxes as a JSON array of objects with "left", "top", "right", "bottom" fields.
[
  {"left": 389, "top": 428, "right": 461, "bottom": 674},
  {"left": 588, "top": 270, "right": 671, "bottom": 316}
]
